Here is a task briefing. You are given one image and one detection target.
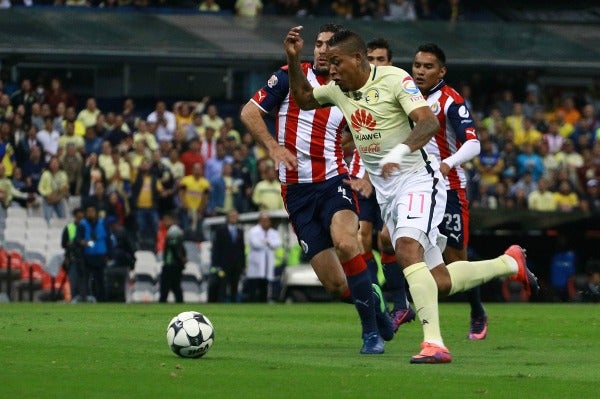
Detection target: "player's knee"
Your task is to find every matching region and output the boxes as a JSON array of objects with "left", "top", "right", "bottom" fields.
[
  {"left": 395, "top": 237, "right": 423, "bottom": 267},
  {"left": 333, "top": 235, "right": 360, "bottom": 260},
  {"left": 321, "top": 279, "right": 347, "bottom": 298},
  {"left": 431, "top": 266, "right": 452, "bottom": 296}
]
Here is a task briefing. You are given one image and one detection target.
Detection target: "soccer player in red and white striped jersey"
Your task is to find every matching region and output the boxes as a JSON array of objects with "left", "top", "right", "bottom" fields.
[
  {"left": 240, "top": 24, "right": 393, "bottom": 354},
  {"left": 414, "top": 43, "right": 486, "bottom": 339}
]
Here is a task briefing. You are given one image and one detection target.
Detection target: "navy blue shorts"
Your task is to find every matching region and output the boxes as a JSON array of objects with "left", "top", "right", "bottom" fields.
[
  {"left": 438, "top": 189, "right": 470, "bottom": 250},
  {"left": 357, "top": 191, "right": 383, "bottom": 231},
  {"left": 282, "top": 174, "right": 359, "bottom": 260}
]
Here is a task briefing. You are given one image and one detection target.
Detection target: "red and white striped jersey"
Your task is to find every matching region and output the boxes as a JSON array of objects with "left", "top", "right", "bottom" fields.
[
  {"left": 250, "top": 63, "right": 349, "bottom": 184},
  {"left": 424, "top": 80, "right": 478, "bottom": 190},
  {"left": 348, "top": 148, "right": 366, "bottom": 179}
]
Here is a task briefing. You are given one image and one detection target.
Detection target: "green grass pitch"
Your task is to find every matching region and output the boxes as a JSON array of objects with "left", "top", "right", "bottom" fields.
[{"left": 1, "top": 303, "right": 599, "bottom": 399}]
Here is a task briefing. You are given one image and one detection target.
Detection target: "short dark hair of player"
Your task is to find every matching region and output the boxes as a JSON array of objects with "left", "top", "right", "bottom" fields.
[
  {"left": 367, "top": 38, "right": 392, "bottom": 61},
  {"left": 317, "top": 23, "right": 345, "bottom": 39},
  {"left": 327, "top": 30, "right": 367, "bottom": 57},
  {"left": 416, "top": 43, "right": 446, "bottom": 65}
]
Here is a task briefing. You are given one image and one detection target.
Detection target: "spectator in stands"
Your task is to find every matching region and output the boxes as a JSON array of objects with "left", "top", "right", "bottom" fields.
[
  {"left": 385, "top": 0, "right": 417, "bottom": 21},
  {"left": 178, "top": 162, "right": 210, "bottom": 236},
  {"left": 0, "top": 125, "right": 16, "bottom": 178},
  {"left": 204, "top": 140, "right": 232, "bottom": 182},
  {"left": 230, "top": 144, "right": 254, "bottom": 212},
  {"left": 513, "top": 118, "right": 542, "bottom": 149},
  {"left": 30, "top": 103, "right": 43, "bottom": 131},
  {"left": 121, "top": 98, "right": 139, "bottom": 133},
  {"left": 149, "top": 150, "right": 176, "bottom": 216},
  {"left": 132, "top": 120, "right": 158, "bottom": 152},
  {"left": 555, "top": 110, "right": 575, "bottom": 139},
  {"left": 532, "top": 108, "right": 549, "bottom": 134},
  {"left": 202, "top": 104, "right": 224, "bottom": 133},
  {"left": 131, "top": 158, "right": 162, "bottom": 249},
  {"left": 235, "top": 0, "right": 263, "bottom": 17},
  {"left": 83, "top": 126, "right": 103, "bottom": 156},
  {"left": 220, "top": 116, "right": 241, "bottom": 144},
  {"left": 80, "top": 152, "right": 105, "bottom": 200},
  {"left": 173, "top": 100, "right": 196, "bottom": 133},
  {"left": 522, "top": 90, "right": 541, "bottom": 120},
  {"left": 37, "top": 116, "right": 60, "bottom": 162},
  {"left": 58, "top": 119, "right": 85, "bottom": 155},
  {"left": 481, "top": 107, "right": 505, "bottom": 137},
  {"left": 505, "top": 102, "right": 525, "bottom": 139},
  {"left": 78, "top": 204, "right": 111, "bottom": 302},
  {"left": 158, "top": 211, "right": 187, "bottom": 303},
  {"left": 495, "top": 89, "right": 514, "bottom": 118},
  {"left": 581, "top": 179, "right": 600, "bottom": 213},
  {"left": 22, "top": 145, "right": 45, "bottom": 194},
  {"left": 553, "top": 180, "right": 580, "bottom": 212},
  {"left": 509, "top": 170, "right": 537, "bottom": 200},
  {"left": 38, "top": 156, "right": 69, "bottom": 221},
  {"left": 83, "top": 180, "right": 114, "bottom": 220},
  {"left": 555, "top": 139, "right": 584, "bottom": 172},
  {"left": 61, "top": 143, "right": 83, "bottom": 195},
  {"left": 199, "top": 0, "right": 220, "bottom": 11},
  {"left": 104, "top": 147, "right": 131, "bottom": 193},
  {"left": 0, "top": 163, "right": 28, "bottom": 221},
  {"left": 10, "top": 167, "right": 31, "bottom": 208},
  {"left": 186, "top": 112, "right": 204, "bottom": 142},
  {"left": 539, "top": 141, "right": 560, "bottom": 178},
  {"left": 572, "top": 104, "right": 599, "bottom": 151},
  {"left": 104, "top": 114, "right": 130, "bottom": 147},
  {"left": 147, "top": 101, "right": 176, "bottom": 143},
  {"left": 543, "top": 121, "right": 564, "bottom": 155},
  {"left": 516, "top": 142, "right": 544, "bottom": 182},
  {"left": 208, "top": 161, "right": 238, "bottom": 215},
  {"left": 199, "top": 126, "right": 217, "bottom": 160},
  {"left": 77, "top": 97, "right": 101, "bottom": 129},
  {"left": 44, "top": 77, "right": 77, "bottom": 115},
  {"left": 64, "top": 106, "right": 86, "bottom": 137},
  {"left": 528, "top": 177, "right": 556, "bottom": 211},
  {"left": 10, "top": 78, "right": 38, "bottom": 124},
  {"left": 210, "top": 209, "right": 245, "bottom": 303},
  {"left": 500, "top": 139, "right": 519, "bottom": 181},
  {"left": 179, "top": 138, "right": 205, "bottom": 176},
  {"left": 252, "top": 164, "right": 283, "bottom": 211},
  {"left": 556, "top": 97, "right": 581, "bottom": 126},
  {"left": 162, "top": 147, "right": 185, "bottom": 181},
  {"left": 0, "top": 93, "right": 13, "bottom": 122},
  {"left": 245, "top": 212, "right": 282, "bottom": 302}
]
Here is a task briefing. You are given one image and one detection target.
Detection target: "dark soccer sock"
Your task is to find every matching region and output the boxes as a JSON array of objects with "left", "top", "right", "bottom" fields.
[
  {"left": 466, "top": 286, "right": 486, "bottom": 318},
  {"left": 362, "top": 251, "right": 379, "bottom": 285},
  {"left": 342, "top": 254, "right": 378, "bottom": 335},
  {"left": 381, "top": 252, "right": 409, "bottom": 311}
]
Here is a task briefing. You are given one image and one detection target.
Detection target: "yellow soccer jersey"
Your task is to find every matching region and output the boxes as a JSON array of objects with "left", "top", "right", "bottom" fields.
[{"left": 313, "top": 65, "right": 429, "bottom": 175}]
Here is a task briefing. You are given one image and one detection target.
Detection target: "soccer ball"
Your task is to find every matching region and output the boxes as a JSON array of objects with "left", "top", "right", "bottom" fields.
[{"left": 166, "top": 311, "right": 215, "bottom": 358}]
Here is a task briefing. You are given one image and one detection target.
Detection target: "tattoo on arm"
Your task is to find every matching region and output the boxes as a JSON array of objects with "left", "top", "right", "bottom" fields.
[{"left": 404, "top": 116, "right": 439, "bottom": 151}]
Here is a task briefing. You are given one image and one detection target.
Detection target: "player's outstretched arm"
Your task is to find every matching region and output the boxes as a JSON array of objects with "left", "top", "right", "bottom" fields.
[
  {"left": 240, "top": 101, "right": 298, "bottom": 171},
  {"left": 284, "top": 26, "right": 321, "bottom": 110}
]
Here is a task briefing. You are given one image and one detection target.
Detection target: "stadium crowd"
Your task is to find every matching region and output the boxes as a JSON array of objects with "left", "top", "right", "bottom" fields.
[{"left": 1, "top": 72, "right": 598, "bottom": 232}]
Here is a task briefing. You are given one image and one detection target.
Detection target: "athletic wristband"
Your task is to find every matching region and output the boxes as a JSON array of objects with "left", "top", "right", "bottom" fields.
[{"left": 380, "top": 143, "right": 411, "bottom": 167}]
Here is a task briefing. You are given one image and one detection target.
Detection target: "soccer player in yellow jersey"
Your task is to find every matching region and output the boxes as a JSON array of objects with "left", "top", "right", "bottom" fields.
[{"left": 284, "top": 26, "right": 539, "bottom": 364}]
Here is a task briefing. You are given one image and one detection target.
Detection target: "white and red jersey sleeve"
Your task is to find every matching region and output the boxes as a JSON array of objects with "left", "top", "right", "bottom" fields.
[
  {"left": 424, "top": 82, "right": 478, "bottom": 190},
  {"left": 250, "top": 63, "right": 349, "bottom": 184}
]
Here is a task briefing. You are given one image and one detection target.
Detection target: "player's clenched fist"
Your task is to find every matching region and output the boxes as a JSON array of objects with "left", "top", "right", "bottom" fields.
[{"left": 284, "top": 26, "right": 304, "bottom": 58}]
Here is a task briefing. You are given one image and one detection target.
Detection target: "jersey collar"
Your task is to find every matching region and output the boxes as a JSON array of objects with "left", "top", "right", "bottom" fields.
[{"left": 425, "top": 79, "right": 446, "bottom": 97}]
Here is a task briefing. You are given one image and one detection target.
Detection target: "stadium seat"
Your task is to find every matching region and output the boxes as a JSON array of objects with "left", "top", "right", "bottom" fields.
[
  {"left": 133, "top": 250, "right": 161, "bottom": 278},
  {"left": 501, "top": 279, "right": 530, "bottom": 302},
  {"left": 128, "top": 272, "right": 157, "bottom": 303}
]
